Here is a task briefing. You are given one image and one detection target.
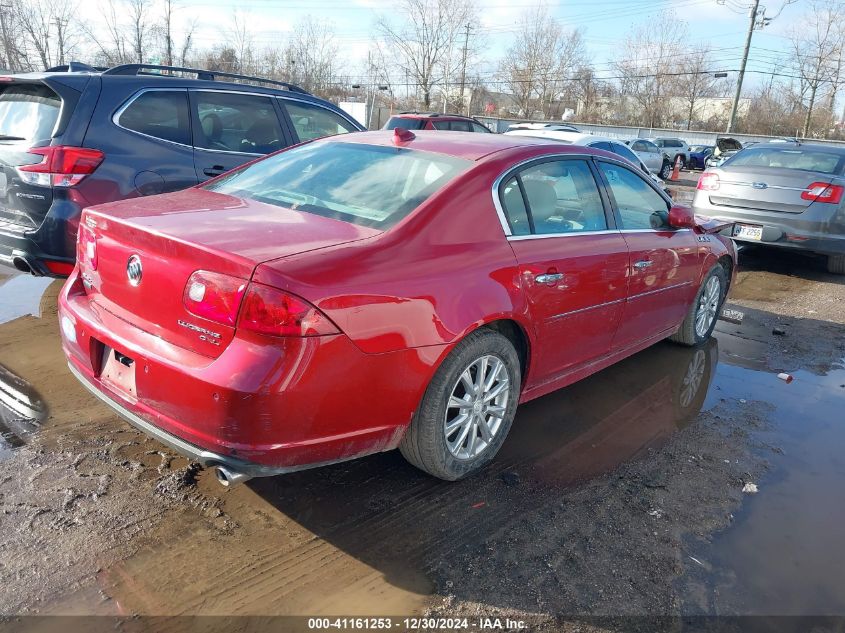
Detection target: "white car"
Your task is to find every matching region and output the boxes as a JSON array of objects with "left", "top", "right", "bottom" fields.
[{"left": 505, "top": 129, "right": 668, "bottom": 191}]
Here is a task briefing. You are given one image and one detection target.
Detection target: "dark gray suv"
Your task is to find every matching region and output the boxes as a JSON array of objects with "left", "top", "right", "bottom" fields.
[{"left": 0, "top": 62, "right": 364, "bottom": 276}]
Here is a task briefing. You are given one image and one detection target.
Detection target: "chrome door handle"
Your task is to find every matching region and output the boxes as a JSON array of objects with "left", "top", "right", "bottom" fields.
[
  {"left": 633, "top": 260, "right": 653, "bottom": 269},
  {"left": 535, "top": 273, "right": 564, "bottom": 284}
]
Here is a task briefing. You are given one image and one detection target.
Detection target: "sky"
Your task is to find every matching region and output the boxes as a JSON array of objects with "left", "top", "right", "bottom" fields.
[{"left": 77, "top": 0, "right": 808, "bottom": 90}]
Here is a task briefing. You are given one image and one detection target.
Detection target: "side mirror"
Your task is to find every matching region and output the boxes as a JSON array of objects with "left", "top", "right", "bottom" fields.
[{"left": 668, "top": 204, "right": 695, "bottom": 229}]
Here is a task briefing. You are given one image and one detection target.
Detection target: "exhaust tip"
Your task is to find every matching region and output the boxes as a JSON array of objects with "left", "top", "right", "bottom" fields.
[
  {"left": 12, "top": 257, "right": 32, "bottom": 275},
  {"left": 213, "top": 465, "right": 251, "bottom": 488}
]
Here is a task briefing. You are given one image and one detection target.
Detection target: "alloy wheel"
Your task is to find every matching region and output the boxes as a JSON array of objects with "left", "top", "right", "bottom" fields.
[
  {"left": 444, "top": 355, "right": 511, "bottom": 460},
  {"left": 695, "top": 276, "right": 721, "bottom": 338}
]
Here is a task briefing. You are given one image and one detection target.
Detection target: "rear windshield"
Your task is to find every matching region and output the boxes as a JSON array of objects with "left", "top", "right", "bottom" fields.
[
  {"left": 384, "top": 117, "right": 424, "bottom": 131},
  {"left": 204, "top": 141, "right": 471, "bottom": 228},
  {"left": 726, "top": 147, "right": 845, "bottom": 175},
  {"left": 0, "top": 84, "right": 61, "bottom": 143}
]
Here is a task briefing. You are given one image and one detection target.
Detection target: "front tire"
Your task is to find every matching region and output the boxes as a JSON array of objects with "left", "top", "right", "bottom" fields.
[
  {"left": 659, "top": 161, "right": 672, "bottom": 180},
  {"left": 670, "top": 265, "right": 727, "bottom": 346},
  {"left": 400, "top": 328, "right": 521, "bottom": 480}
]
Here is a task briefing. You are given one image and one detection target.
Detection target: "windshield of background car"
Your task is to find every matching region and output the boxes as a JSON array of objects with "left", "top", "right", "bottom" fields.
[
  {"left": 204, "top": 141, "right": 472, "bottom": 228},
  {"left": 725, "top": 147, "right": 845, "bottom": 175},
  {"left": 384, "top": 117, "right": 424, "bottom": 131},
  {"left": 0, "top": 84, "right": 61, "bottom": 143}
]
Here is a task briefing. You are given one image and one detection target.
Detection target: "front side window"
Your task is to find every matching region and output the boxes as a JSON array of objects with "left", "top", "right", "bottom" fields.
[
  {"left": 449, "top": 120, "right": 470, "bottom": 132},
  {"left": 195, "top": 91, "right": 283, "bottom": 154},
  {"left": 471, "top": 122, "right": 491, "bottom": 133},
  {"left": 117, "top": 90, "right": 190, "bottom": 145},
  {"left": 0, "top": 84, "right": 61, "bottom": 143},
  {"left": 501, "top": 159, "right": 607, "bottom": 235},
  {"left": 597, "top": 161, "right": 669, "bottom": 230},
  {"left": 284, "top": 101, "right": 358, "bottom": 142},
  {"left": 205, "top": 141, "right": 470, "bottom": 229}
]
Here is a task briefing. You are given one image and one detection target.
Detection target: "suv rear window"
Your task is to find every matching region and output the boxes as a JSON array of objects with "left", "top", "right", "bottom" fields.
[
  {"left": 205, "top": 141, "right": 471, "bottom": 228},
  {"left": 385, "top": 117, "right": 424, "bottom": 131},
  {"left": 727, "top": 147, "right": 845, "bottom": 175},
  {"left": 0, "top": 84, "right": 61, "bottom": 143},
  {"left": 116, "top": 90, "right": 191, "bottom": 145}
]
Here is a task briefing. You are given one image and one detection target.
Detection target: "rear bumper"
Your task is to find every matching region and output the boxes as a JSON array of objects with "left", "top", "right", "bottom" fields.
[
  {"left": 0, "top": 199, "right": 81, "bottom": 275},
  {"left": 693, "top": 197, "right": 845, "bottom": 255},
  {"left": 59, "top": 270, "right": 436, "bottom": 472}
]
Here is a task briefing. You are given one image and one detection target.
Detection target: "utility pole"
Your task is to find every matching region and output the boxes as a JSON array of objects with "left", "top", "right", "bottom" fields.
[
  {"left": 458, "top": 23, "right": 471, "bottom": 116},
  {"left": 726, "top": 0, "right": 760, "bottom": 133}
]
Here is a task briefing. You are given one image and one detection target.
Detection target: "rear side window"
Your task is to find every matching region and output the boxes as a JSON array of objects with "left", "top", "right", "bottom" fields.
[
  {"left": 589, "top": 141, "right": 613, "bottom": 151},
  {"left": 727, "top": 147, "right": 845, "bottom": 175},
  {"left": 284, "top": 101, "right": 357, "bottom": 141},
  {"left": 519, "top": 160, "right": 607, "bottom": 234},
  {"left": 205, "top": 141, "right": 470, "bottom": 229},
  {"left": 385, "top": 117, "right": 424, "bottom": 131},
  {"left": 610, "top": 142, "right": 640, "bottom": 166},
  {"left": 471, "top": 122, "right": 491, "bottom": 133},
  {"left": 195, "top": 91, "right": 283, "bottom": 154},
  {"left": 499, "top": 176, "right": 531, "bottom": 236},
  {"left": 117, "top": 90, "right": 190, "bottom": 145},
  {"left": 449, "top": 120, "right": 470, "bottom": 132},
  {"left": 0, "top": 84, "right": 61, "bottom": 143}
]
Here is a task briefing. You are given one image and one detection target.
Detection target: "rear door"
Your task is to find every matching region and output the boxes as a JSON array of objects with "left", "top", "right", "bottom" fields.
[
  {"left": 498, "top": 157, "right": 629, "bottom": 383},
  {"left": 190, "top": 90, "right": 290, "bottom": 181},
  {"left": 595, "top": 159, "right": 699, "bottom": 347}
]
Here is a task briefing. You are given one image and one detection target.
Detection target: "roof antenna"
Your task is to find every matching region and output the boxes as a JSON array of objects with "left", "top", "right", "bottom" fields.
[{"left": 393, "top": 127, "right": 415, "bottom": 144}]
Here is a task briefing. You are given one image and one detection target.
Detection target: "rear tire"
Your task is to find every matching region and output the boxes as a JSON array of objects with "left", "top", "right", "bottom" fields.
[
  {"left": 670, "top": 265, "right": 727, "bottom": 346},
  {"left": 400, "top": 328, "right": 521, "bottom": 480},
  {"left": 827, "top": 254, "right": 845, "bottom": 275}
]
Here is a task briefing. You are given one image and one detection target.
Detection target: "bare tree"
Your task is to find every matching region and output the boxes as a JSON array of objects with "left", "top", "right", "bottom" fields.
[
  {"left": 790, "top": 0, "right": 844, "bottom": 137},
  {"left": 286, "top": 16, "right": 337, "bottom": 93},
  {"left": 376, "top": 0, "right": 476, "bottom": 109},
  {"left": 499, "top": 6, "right": 585, "bottom": 118},
  {"left": 614, "top": 13, "right": 686, "bottom": 128},
  {"left": 126, "top": 0, "right": 151, "bottom": 63},
  {"left": 675, "top": 48, "right": 725, "bottom": 129}
]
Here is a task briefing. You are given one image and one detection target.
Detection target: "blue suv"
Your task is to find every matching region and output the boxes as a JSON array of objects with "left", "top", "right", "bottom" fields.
[{"left": 0, "top": 62, "right": 364, "bottom": 276}]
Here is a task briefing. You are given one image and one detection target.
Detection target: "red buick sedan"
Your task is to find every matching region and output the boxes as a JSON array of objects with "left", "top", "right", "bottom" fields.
[{"left": 58, "top": 130, "right": 735, "bottom": 485}]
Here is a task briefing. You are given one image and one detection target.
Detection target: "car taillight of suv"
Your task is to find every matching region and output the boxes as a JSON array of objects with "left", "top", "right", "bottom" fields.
[{"left": 16, "top": 146, "right": 104, "bottom": 187}]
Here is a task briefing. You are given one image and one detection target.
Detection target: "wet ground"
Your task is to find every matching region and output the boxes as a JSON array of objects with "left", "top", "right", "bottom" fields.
[{"left": 0, "top": 247, "right": 844, "bottom": 628}]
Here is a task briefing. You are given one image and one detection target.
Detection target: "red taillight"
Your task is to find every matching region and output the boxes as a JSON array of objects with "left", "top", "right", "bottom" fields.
[
  {"left": 78, "top": 223, "right": 98, "bottom": 271},
  {"left": 801, "top": 181, "right": 844, "bottom": 204},
  {"left": 43, "top": 260, "right": 75, "bottom": 276},
  {"left": 17, "top": 146, "right": 104, "bottom": 187},
  {"left": 183, "top": 271, "right": 248, "bottom": 326},
  {"left": 238, "top": 283, "right": 339, "bottom": 337},
  {"left": 697, "top": 172, "right": 720, "bottom": 191}
]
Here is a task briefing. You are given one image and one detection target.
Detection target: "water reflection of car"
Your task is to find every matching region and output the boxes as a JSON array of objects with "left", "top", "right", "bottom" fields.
[{"left": 0, "top": 363, "right": 47, "bottom": 455}]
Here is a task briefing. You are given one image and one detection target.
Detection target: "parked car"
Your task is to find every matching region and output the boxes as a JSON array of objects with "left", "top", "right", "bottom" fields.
[
  {"left": 60, "top": 130, "right": 736, "bottom": 485},
  {"left": 0, "top": 62, "right": 364, "bottom": 277},
  {"left": 646, "top": 137, "right": 691, "bottom": 168},
  {"left": 625, "top": 138, "right": 673, "bottom": 179},
  {"left": 704, "top": 137, "right": 744, "bottom": 169},
  {"left": 506, "top": 122, "right": 580, "bottom": 133},
  {"left": 505, "top": 129, "right": 669, "bottom": 192},
  {"left": 384, "top": 112, "right": 492, "bottom": 133},
  {"left": 693, "top": 142, "right": 845, "bottom": 274},
  {"left": 688, "top": 145, "right": 715, "bottom": 170}
]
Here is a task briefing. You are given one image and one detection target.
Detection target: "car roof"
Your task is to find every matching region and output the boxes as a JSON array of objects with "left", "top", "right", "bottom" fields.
[
  {"left": 747, "top": 142, "right": 845, "bottom": 154},
  {"left": 392, "top": 112, "right": 476, "bottom": 121},
  {"left": 325, "top": 129, "right": 585, "bottom": 161},
  {"left": 504, "top": 129, "right": 606, "bottom": 144}
]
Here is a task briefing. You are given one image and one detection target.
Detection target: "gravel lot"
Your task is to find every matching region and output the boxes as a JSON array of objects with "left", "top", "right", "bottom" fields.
[{"left": 1, "top": 244, "right": 843, "bottom": 629}]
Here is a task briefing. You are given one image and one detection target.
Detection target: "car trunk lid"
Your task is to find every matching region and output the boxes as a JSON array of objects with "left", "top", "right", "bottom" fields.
[
  {"left": 707, "top": 166, "right": 838, "bottom": 213},
  {"left": 79, "top": 188, "right": 380, "bottom": 358}
]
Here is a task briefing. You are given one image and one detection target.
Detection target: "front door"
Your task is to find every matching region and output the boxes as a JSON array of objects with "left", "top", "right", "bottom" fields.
[
  {"left": 497, "top": 158, "right": 630, "bottom": 387},
  {"left": 594, "top": 160, "right": 700, "bottom": 348}
]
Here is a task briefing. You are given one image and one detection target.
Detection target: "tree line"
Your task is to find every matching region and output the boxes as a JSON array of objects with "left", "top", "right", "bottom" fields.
[{"left": 1, "top": 0, "right": 844, "bottom": 138}]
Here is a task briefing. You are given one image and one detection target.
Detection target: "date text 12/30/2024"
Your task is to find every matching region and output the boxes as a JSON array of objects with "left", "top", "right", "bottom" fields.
[{"left": 307, "top": 618, "right": 528, "bottom": 630}]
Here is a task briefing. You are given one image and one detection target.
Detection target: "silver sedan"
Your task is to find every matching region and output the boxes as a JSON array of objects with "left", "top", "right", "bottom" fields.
[{"left": 692, "top": 142, "right": 845, "bottom": 274}]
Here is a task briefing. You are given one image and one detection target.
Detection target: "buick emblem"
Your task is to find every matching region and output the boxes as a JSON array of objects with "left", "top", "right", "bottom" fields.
[{"left": 126, "top": 254, "right": 143, "bottom": 286}]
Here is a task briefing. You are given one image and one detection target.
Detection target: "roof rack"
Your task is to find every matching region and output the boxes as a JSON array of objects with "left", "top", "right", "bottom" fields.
[
  {"left": 101, "top": 64, "right": 309, "bottom": 94},
  {"left": 399, "top": 111, "right": 443, "bottom": 117},
  {"left": 46, "top": 61, "right": 107, "bottom": 73}
]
